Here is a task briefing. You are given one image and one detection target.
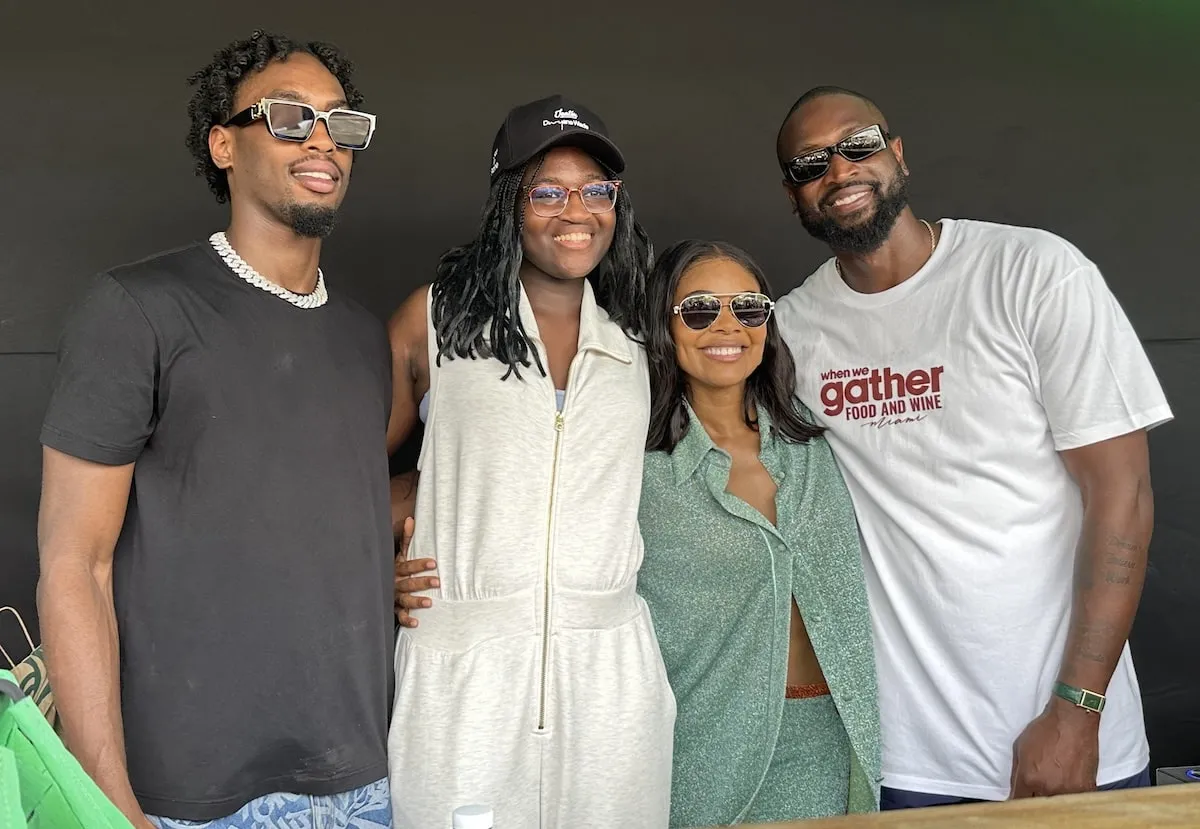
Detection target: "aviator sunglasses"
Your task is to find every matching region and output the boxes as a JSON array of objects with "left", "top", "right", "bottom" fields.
[
  {"left": 224, "top": 97, "right": 377, "bottom": 151},
  {"left": 782, "top": 124, "right": 891, "bottom": 185},
  {"left": 526, "top": 181, "right": 622, "bottom": 218},
  {"left": 673, "top": 292, "right": 775, "bottom": 330}
]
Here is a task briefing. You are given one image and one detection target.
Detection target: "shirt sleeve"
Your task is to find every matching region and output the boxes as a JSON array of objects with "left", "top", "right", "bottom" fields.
[
  {"left": 1025, "top": 265, "right": 1173, "bottom": 451},
  {"left": 40, "top": 273, "right": 159, "bottom": 465}
]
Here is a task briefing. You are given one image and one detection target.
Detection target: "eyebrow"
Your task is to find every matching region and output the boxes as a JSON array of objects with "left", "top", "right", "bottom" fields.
[
  {"left": 529, "top": 174, "right": 608, "bottom": 186},
  {"left": 680, "top": 290, "right": 761, "bottom": 299},
  {"left": 263, "top": 89, "right": 349, "bottom": 109}
]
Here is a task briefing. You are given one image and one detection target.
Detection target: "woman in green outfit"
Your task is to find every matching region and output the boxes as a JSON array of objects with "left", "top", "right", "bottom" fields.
[{"left": 637, "top": 239, "right": 882, "bottom": 827}]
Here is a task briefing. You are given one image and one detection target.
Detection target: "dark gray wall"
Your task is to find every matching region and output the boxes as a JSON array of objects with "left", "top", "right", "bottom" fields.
[{"left": 3, "top": 0, "right": 1196, "bottom": 768}]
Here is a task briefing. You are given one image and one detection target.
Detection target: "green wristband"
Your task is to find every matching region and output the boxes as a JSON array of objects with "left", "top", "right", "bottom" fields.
[{"left": 1053, "top": 681, "right": 1106, "bottom": 713}]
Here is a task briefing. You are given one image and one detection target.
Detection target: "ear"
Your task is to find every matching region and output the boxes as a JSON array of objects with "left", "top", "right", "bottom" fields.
[
  {"left": 890, "top": 135, "right": 908, "bottom": 175},
  {"left": 781, "top": 181, "right": 800, "bottom": 215},
  {"left": 208, "top": 124, "right": 235, "bottom": 172}
]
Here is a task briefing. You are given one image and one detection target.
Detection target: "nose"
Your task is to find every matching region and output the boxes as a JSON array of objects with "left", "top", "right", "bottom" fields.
[
  {"left": 825, "top": 151, "right": 859, "bottom": 183},
  {"left": 558, "top": 188, "right": 592, "bottom": 222},
  {"left": 710, "top": 303, "right": 743, "bottom": 333},
  {"left": 304, "top": 116, "right": 337, "bottom": 154}
]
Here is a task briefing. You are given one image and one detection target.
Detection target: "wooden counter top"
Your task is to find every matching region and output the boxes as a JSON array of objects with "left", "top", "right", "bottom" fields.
[{"left": 729, "top": 785, "right": 1200, "bottom": 828}]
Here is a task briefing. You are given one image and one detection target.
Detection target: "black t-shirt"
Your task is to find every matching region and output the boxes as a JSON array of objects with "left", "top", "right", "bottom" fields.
[{"left": 40, "top": 241, "right": 395, "bottom": 821}]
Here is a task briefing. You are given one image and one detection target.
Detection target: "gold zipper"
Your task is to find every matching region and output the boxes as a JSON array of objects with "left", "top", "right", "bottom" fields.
[{"left": 537, "top": 411, "right": 565, "bottom": 730}]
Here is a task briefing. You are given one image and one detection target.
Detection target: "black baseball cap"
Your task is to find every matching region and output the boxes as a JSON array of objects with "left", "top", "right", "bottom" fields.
[{"left": 489, "top": 94, "right": 625, "bottom": 181}]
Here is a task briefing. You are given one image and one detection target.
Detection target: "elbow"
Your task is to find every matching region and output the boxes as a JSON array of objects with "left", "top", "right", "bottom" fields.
[
  {"left": 36, "top": 548, "right": 112, "bottom": 620},
  {"left": 1083, "top": 467, "right": 1154, "bottom": 530},
  {"left": 1122, "top": 463, "right": 1156, "bottom": 531}
]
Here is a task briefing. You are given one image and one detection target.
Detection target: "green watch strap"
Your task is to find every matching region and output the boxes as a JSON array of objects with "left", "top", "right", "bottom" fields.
[{"left": 1053, "top": 681, "right": 1106, "bottom": 713}]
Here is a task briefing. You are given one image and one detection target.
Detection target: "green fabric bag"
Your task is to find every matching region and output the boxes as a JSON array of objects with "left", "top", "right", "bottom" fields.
[{"left": 0, "top": 669, "right": 133, "bottom": 828}]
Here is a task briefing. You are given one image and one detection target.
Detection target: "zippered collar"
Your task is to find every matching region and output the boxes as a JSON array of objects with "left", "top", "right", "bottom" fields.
[{"left": 518, "top": 277, "right": 635, "bottom": 364}]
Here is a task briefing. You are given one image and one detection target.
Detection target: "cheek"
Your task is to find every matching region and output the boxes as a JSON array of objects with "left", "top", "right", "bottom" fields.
[
  {"left": 670, "top": 322, "right": 700, "bottom": 373},
  {"left": 520, "top": 214, "right": 551, "bottom": 252},
  {"left": 800, "top": 183, "right": 824, "bottom": 212},
  {"left": 595, "top": 210, "right": 617, "bottom": 237},
  {"left": 747, "top": 330, "right": 770, "bottom": 368}
]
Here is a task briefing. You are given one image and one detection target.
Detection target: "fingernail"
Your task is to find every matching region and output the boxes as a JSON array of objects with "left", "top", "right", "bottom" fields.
[
  {"left": 423, "top": 599, "right": 432, "bottom": 607},
  {"left": 432, "top": 578, "right": 440, "bottom": 587}
]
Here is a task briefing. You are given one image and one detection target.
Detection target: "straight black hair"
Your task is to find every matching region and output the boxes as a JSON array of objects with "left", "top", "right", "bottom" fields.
[{"left": 645, "top": 239, "right": 824, "bottom": 452}]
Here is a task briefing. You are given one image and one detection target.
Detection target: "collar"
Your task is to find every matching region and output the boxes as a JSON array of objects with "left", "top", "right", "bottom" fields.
[
  {"left": 670, "top": 399, "right": 776, "bottom": 486},
  {"left": 518, "top": 278, "right": 634, "bottom": 364}
]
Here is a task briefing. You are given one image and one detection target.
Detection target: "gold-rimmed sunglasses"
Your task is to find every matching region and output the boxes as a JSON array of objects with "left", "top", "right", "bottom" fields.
[{"left": 673, "top": 292, "right": 775, "bottom": 330}]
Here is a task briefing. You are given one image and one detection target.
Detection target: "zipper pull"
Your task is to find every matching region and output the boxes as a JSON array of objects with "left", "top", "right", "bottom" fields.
[{"left": 554, "top": 413, "right": 564, "bottom": 432}]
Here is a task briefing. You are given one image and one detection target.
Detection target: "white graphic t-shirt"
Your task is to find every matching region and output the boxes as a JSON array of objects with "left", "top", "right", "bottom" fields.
[{"left": 775, "top": 218, "right": 1173, "bottom": 800}]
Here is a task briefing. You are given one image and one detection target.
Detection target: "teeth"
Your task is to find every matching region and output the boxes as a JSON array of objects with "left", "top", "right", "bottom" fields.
[
  {"left": 834, "top": 191, "right": 867, "bottom": 206},
  {"left": 295, "top": 171, "right": 333, "bottom": 180},
  {"left": 704, "top": 347, "right": 744, "bottom": 356},
  {"left": 554, "top": 233, "right": 592, "bottom": 242}
]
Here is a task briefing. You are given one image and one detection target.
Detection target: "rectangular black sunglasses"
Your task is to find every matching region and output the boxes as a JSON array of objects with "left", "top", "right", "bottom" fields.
[
  {"left": 782, "top": 124, "right": 891, "bottom": 185},
  {"left": 224, "top": 97, "right": 377, "bottom": 151}
]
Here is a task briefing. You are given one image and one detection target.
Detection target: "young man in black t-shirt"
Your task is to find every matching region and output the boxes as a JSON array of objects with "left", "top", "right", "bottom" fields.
[{"left": 36, "top": 31, "right": 395, "bottom": 829}]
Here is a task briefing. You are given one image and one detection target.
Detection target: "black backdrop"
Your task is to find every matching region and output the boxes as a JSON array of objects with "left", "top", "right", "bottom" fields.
[{"left": 3, "top": 0, "right": 1196, "bottom": 772}]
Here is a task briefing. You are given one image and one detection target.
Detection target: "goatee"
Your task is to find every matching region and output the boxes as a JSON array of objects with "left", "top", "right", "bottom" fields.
[
  {"left": 279, "top": 203, "right": 339, "bottom": 239},
  {"left": 797, "top": 172, "right": 909, "bottom": 255}
]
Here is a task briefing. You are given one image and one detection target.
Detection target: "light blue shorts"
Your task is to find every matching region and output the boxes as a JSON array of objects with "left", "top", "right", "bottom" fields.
[{"left": 147, "top": 777, "right": 391, "bottom": 828}]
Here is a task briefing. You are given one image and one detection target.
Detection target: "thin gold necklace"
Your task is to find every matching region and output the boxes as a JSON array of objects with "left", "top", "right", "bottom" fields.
[{"left": 835, "top": 218, "right": 936, "bottom": 278}]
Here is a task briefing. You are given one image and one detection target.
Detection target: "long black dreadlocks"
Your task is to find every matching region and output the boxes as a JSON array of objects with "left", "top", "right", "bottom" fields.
[
  {"left": 185, "top": 30, "right": 365, "bottom": 203},
  {"left": 430, "top": 155, "right": 652, "bottom": 380}
]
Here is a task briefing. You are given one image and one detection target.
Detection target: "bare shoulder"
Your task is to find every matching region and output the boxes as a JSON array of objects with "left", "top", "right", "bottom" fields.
[
  {"left": 388, "top": 284, "right": 430, "bottom": 347},
  {"left": 388, "top": 283, "right": 433, "bottom": 372}
]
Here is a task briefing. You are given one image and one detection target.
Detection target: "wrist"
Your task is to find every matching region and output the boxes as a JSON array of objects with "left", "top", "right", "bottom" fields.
[{"left": 1050, "top": 680, "right": 1105, "bottom": 721}]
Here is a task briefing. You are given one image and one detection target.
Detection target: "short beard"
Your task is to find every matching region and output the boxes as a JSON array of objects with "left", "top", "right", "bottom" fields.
[
  {"left": 797, "top": 169, "right": 909, "bottom": 255},
  {"left": 277, "top": 201, "right": 339, "bottom": 239}
]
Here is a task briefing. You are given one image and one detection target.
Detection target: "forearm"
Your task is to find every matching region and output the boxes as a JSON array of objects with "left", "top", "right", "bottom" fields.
[
  {"left": 390, "top": 470, "right": 419, "bottom": 539},
  {"left": 37, "top": 561, "right": 143, "bottom": 819},
  {"left": 1058, "top": 486, "right": 1153, "bottom": 694}
]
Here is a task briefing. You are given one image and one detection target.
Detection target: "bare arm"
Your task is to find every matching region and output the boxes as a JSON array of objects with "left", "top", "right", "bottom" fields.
[
  {"left": 385, "top": 287, "right": 427, "bottom": 532},
  {"left": 386, "top": 286, "right": 438, "bottom": 624},
  {"left": 385, "top": 284, "right": 430, "bottom": 456},
  {"left": 391, "top": 469, "right": 419, "bottom": 538},
  {"left": 1056, "top": 430, "right": 1153, "bottom": 702},
  {"left": 1010, "top": 430, "right": 1154, "bottom": 797},
  {"left": 36, "top": 447, "right": 153, "bottom": 828}
]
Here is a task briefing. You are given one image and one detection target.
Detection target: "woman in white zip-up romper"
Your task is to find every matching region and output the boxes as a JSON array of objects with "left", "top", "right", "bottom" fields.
[{"left": 384, "top": 95, "right": 675, "bottom": 828}]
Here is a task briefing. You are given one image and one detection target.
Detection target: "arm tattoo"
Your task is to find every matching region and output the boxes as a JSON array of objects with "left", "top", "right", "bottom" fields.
[
  {"left": 1075, "top": 622, "right": 1116, "bottom": 664},
  {"left": 1106, "top": 534, "right": 1142, "bottom": 554}
]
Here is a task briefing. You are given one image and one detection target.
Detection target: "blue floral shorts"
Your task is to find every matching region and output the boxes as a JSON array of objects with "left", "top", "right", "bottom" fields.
[{"left": 147, "top": 777, "right": 391, "bottom": 828}]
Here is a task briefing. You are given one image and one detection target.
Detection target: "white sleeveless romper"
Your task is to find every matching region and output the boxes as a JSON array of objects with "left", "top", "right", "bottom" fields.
[{"left": 387, "top": 281, "right": 676, "bottom": 828}]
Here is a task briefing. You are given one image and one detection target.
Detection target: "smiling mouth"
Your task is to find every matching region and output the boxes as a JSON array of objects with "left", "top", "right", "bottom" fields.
[
  {"left": 553, "top": 232, "right": 593, "bottom": 249},
  {"left": 829, "top": 189, "right": 872, "bottom": 210},
  {"left": 702, "top": 345, "right": 747, "bottom": 362},
  {"left": 291, "top": 170, "right": 338, "bottom": 194}
]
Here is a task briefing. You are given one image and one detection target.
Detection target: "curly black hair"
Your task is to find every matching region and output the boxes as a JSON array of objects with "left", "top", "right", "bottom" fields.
[
  {"left": 431, "top": 154, "right": 653, "bottom": 381},
  {"left": 185, "top": 30, "right": 365, "bottom": 203}
]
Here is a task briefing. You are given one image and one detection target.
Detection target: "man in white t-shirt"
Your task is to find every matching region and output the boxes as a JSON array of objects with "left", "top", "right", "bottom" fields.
[{"left": 772, "top": 85, "right": 1173, "bottom": 809}]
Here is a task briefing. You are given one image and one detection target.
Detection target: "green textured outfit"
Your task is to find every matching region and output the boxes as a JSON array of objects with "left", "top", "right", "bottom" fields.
[{"left": 638, "top": 404, "right": 882, "bottom": 827}]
